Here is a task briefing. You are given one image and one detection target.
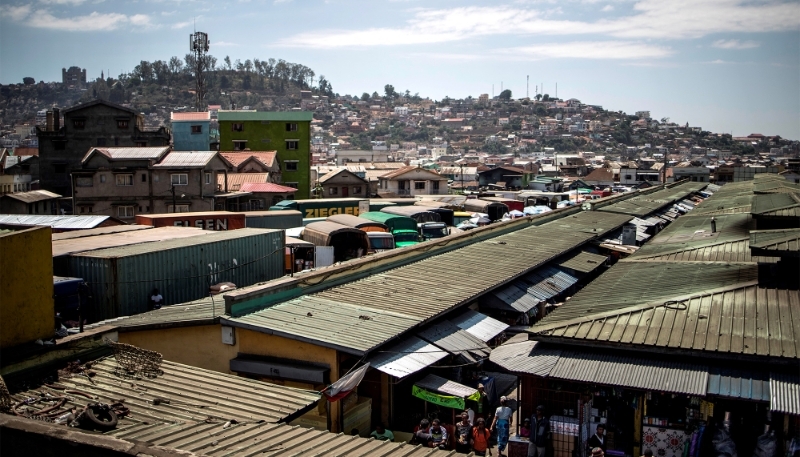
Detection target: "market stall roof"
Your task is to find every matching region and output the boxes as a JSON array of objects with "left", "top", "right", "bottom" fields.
[
  {"left": 368, "top": 335, "right": 448, "bottom": 379},
  {"left": 416, "top": 374, "right": 478, "bottom": 398},
  {"left": 448, "top": 309, "right": 509, "bottom": 342},
  {"left": 769, "top": 371, "right": 800, "bottom": 415},
  {"left": 488, "top": 265, "right": 579, "bottom": 312},
  {"left": 417, "top": 321, "right": 490, "bottom": 364},
  {"left": 749, "top": 228, "right": 800, "bottom": 257},
  {"left": 707, "top": 367, "right": 770, "bottom": 402},
  {"left": 557, "top": 251, "right": 607, "bottom": 274}
]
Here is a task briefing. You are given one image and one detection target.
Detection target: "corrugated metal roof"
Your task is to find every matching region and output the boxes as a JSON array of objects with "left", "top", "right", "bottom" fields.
[
  {"left": 218, "top": 111, "right": 313, "bottom": 121},
  {"left": 751, "top": 192, "right": 800, "bottom": 217},
  {"left": 448, "top": 309, "right": 509, "bottom": 342},
  {"left": 533, "top": 282, "right": 800, "bottom": 359},
  {"left": 218, "top": 172, "right": 270, "bottom": 191},
  {"left": 226, "top": 211, "right": 632, "bottom": 354},
  {"left": 534, "top": 261, "right": 760, "bottom": 328},
  {"left": 74, "top": 228, "right": 279, "bottom": 258},
  {"left": 171, "top": 111, "right": 210, "bottom": 121},
  {"left": 86, "top": 296, "right": 224, "bottom": 331},
  {"left": 2, "top": 189, "right": 61, "bottom": 203},
  {"left": 0, "top": 214, "right": 117, "bottom": 229},
  {"left": 558, "top": 251, "right": 608, "bottom": 274},
  {"left": 416, "top": 374, "right": 478, "bottom": 398},
  {"left": 53, "top": 226, "right": 208, "bottom": 257},
  {"left": 749, "top": 228, "right": 800, "bottom": 255},
  {"left": 597, "top": 181, "right": 706, "bottom": 217},
  {"left": 489, "top": 335, "right": 561, "bottom": 377},
  {"left": 489, "top": 282, "right": 540, "bottom": 312},
  {"left": 631, "top": 238, "right": 775, "bottom": 263},
  {"left": 86, "top": 146, "right": 170, "bottom": 162},
  {"left": 240, "top": 182, "right": 298, "bottom": 193},
  {"left": 9, "top": 356, "right": 320, "bottom": 429},
  {"left": 152, "top": 151, "right": 217, "bottom": 168},
  {"left": 549, "top": 350, "right": 708, "bottom": 395},
  {"left": 368, "top": 335, "right": 448, "bottom": 379},
  {"left": 769, "top": 371, "right": 800, "bottom": 415},
  {"left": 517, "top": 265, "right": 580, "bottom": 301},
  {"left": 52, "top": 224, "right": 152, "bottom": 240},
  {"left": 219, "top": 151, "right": 277, "bottom": 168},
  {"left": 707, "top": 367, "right": 770, "bottom": 402},
  {"left": 417, "top": 321, "right": 490, "bottom": 363}
]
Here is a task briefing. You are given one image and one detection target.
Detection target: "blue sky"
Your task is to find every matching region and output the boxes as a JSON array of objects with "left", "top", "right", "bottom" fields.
[{"left": 1, "top": 0, "right": 799, "bottom": 139}]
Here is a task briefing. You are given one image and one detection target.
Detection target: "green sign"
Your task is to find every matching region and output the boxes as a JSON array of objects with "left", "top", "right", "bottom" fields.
[{"left": 412, "top": 385, "right": 465, "bottom": 410}]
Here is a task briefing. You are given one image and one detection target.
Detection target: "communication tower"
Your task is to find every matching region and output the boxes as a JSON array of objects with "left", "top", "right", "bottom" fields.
[{"left": 189, "top": 31, "right": 210, "bottom": 111}]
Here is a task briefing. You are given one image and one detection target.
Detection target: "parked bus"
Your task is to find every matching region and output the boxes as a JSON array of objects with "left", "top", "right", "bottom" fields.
[
  {"left": 301, "top": 221, "right": 370, "bottom": 262},
  {"left": 463, "top": 199, "right": 509, "bottom": 221}
]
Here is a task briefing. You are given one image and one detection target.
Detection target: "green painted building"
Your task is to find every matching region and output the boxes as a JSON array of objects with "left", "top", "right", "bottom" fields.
[{"left": 219, "top": 111, "right": 313, "bottom": 199}]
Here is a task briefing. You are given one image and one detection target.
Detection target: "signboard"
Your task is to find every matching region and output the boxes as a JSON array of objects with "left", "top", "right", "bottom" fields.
[{"left": 412, "top": 385, "right": 465, "bottom": 410}]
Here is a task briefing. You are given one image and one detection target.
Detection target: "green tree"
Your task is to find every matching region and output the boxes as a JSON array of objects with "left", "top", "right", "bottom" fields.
[
  {"left": 542, "top": 94, "right": 550, "bottom": 101},
  {"left": 499, "top": 89, "right": 512, "bottom": 100},
  {"left": 361, "top": 92, "right": 370, "bottom": 101},
  {"left": 23, "top": 77, "right": 34, "bottom": 85},
  {"left": 384, "top": 84, "right": 397, "bottom": 100}
]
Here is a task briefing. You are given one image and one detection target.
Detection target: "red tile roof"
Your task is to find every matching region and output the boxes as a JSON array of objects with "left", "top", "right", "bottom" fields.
[
  {"left": 240, "top": 182, "right": 298, "bottom": 193},
  {"left": 380, "top": 165, "right": 443, "bottom": 179},
  {"left": 218, "top": 173, "right": 270, "bottom": 191}
]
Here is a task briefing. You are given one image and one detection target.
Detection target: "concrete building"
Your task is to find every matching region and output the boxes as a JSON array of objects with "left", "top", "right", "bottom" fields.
[
  {"left": 36, "top": 100, "right": 170, "bottom": 203},
  {"left": 218, "top": 111, "right": 313, "bottom": 199},
  {"left": 317, "top": 168, "right": 369, "bottom": 198},
  {"left": 61, "top": 66, "right": 86, "bottom": 89},
  {"left": 1, "top": 151, "right": 37, "bottom": 194},
  {"left": 171, "top": 111, "right": 211, "bottom": 151},
  {"left": 0, "top": 190, "right": 61, "bottom": 215},
  {"left": 669, "top": 162, "right": 710, "bottom": 183},
  {"left": 377, "top": 165, "right": 448, "bottom": 197},
  {"left": 336, "top": 149, "right": 390, "bottom": 166},
  {"left": 72, "top": 147, "right": 228, "bottom": 218}
]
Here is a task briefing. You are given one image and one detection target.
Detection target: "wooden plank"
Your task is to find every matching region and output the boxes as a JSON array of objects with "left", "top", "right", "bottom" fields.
[
  {"left": 692, "top": 294, "right": 713, "bottom": 350},
  {"left": 742, "top": 285, "right": 757, "bottom": 354},
  {"left": 728, "top": 287, "right": 746, "bottom": 354},
  {"left": 632, "top": 308, "right": 654, "bottom": 345},
  {"left": 717, "top": 289, "right": 734, "bottom": 353},
  {"left": 754, "top": 285, "right": 770, "bottom": 356},
  {"left": 609, "top": 312, "right": 631, "bottom": 343},
  {"left": 644, "top": 307, "right": 666, "bottom": 346}
]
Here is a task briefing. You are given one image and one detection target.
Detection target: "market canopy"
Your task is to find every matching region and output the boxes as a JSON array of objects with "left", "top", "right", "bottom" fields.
[
  {"left": 413, "top": 374, "right": 481, "bottom": 411},
  {"left": 368, "top": 336, "right": 447, "bottom": 379}
]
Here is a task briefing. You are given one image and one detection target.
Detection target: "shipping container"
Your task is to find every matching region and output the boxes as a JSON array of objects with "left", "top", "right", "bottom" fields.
[
  {"left": 326, "top": 214, "right": 389, "bottom": 232},
  {"left": 69, "top": 228, "right": 284, "bottom": 321},
  {"left": 269, "top": 198, "right": 369, "bottom": 219},
  {"left": 301, "top": 221, "right": 369, "bottom": 262},
  {"left": 359, "top": 212, "right": 420, "bottom": 247},
  {"left": 244, "top": 210, "right": 303, "bottom": 230},
  {"left": 135, "top": 211, "right": 246, "bottom": 231},
  {"left": 482, "top": 197, "right": 524, "bottom": 213},
  {"left": 412, "top": 201, "right": 455, "bottom": 225}
]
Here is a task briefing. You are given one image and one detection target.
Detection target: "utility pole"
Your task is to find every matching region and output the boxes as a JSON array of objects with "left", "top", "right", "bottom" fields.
[
  {"left": 460, "top": 163, "right": 465, "bottom": 194},
  {"left": 526, "top": 75, "right": 529, "bottom": 99},
  {"left": 171, "top": 184, "right": 177, "bottom": 213}
]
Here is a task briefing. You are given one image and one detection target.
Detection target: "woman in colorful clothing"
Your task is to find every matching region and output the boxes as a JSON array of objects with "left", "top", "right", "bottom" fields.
[
  {"left": 471, "top": 418, "right": 492, "bottom": 457},
  {"left": 491, "top": 396, "right": 513, "bottom": 456}
]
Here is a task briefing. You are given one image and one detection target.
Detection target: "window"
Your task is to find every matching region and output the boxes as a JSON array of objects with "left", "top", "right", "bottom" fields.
[
  {"left": 286, "top": 123, "right": 298, "bottom": 132},
  {"left": 142, "top": 173, "right": 147, "bottom": 182},
  {"left": 329, "top": 187, "right": 338, "bottom": 195},
  {"left": 233, "top": 140, "right": 247, "bottom": 151},
  {"left": 73, "top": 119, "right": 85, "bottom": 129},
  {"left": 191, "top": 125, "right": 203, "bottom": 134},
  {"left": 117, "top": 206, "right": 135, "bottom": 218},
  {"left": 117, "top": 120, "right": 129, "bottom": 129},
  {"left": 53, "top": 164, "right": 67, "bottom": 174},
  {"left": 76, "top": 177, "right": 93, "bottom": 187},
  {"left": 231, "top": 123, "right": 244, "bottom": 132},
  {"left": 353, "top": 186, "right": 362, "bottom": 194},
  {"left": 136, "top": 141, "right": 147, "bottom": 147},
  {"left": 415, "top": 181, "right": 426, "bottom": 190},
  {"left": 171, "top": 173, "right": 188, "bottom": 186},
  {"left": 205, "top": 172, "right": 212, "bottom": 184},
  {"left": 433, "top": 181, "right": 440, "bottom": 190},
  {"left": 78, "top": 206, "right": 93, "bottom": 214},
  {"left": 97, "top": 138, "right": 107, "bottom": 147},
  {"left": 167, "top": 205, "right": 190, "bottom": 213},
  {"left": 284, "top": 160, "right": 298, "bottom": 171},
  {"left": 625, "top": 174, "right": 633, "bottom": 180},
  {"left": 100, "top": 174, "right": 106, "bottom": 183},
  {"left": 115, "top": 174, "right": 134, "bottom": 186},
  {"left": 285, "top": 140, "right": 299, "bottom": 150}
]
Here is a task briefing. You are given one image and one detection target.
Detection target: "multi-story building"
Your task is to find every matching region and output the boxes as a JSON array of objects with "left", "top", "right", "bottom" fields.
[
  {"left": 376, "top": 166, "right": 448, "bottom": 197},
  {"left": 36, "top": 100, "right": 170, "bottom": 204},
  {"left": 171, "top": 112, "right": 211, "bottom": 151},
  {"left": 62, "top": 66, "right": 86, "bottom": 89},
  {"left": 72, "top": 147, "right": 228, "bottom": 219},
  {"left": 218, "top": 111, "right": 313, "bottom": 199}
]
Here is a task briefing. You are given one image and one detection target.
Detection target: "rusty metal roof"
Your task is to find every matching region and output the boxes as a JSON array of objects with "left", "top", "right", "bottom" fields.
[
  {"left": 218, "top": 172, "right": 270, "bottom": 191},
  {"left": 152, "top": 151, "right": 218, "bottom": 168},
  {"left": 415, "top": 374, "right": 478, "bottom": 398},
  {"left": 1, "top": 189, "right": 61, "bottom": 203},
  {"left": 52, "top": 226, "right": 208, "bottom": 257}
]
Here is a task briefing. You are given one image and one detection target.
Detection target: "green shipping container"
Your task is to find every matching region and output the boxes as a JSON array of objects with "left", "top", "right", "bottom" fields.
[
  {"left": 69, "top": 228, "right": 284, "bottom": 321},
  {"left": 244, "top": 210, "right": 303, "bottom": 230}
]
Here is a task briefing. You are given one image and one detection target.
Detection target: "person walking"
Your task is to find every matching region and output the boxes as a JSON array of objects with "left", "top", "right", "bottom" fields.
[
  {"left": 491, "top": 396, "right": 513, "bottom": 456},
  {"left": 528, "top": 405, "right": 550, "bottom": 457}
]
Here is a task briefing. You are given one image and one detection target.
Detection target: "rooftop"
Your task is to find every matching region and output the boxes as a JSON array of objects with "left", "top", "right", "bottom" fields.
[
  {"left": 0, "top": 189, "right": 61, "bottom": 204},
  {"left": 152, "top": 151, "right": 218, "bottom": 168},
  {"left": 0, "top": 214, "right": 120, "bottom": 230},
  {"left": 171, "top": 111, "right": 211, "bottom": 121},
  {"left": 239, "top": 182, "right": 298, "bottom": 193},
  {"left": 218, "top": 111, "right": 313, "bottom": 122}
]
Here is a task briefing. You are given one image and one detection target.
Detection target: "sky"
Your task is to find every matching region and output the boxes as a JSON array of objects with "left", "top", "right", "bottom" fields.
[{"left": 1, "top": 0, "right": 799, "bottom": 139}]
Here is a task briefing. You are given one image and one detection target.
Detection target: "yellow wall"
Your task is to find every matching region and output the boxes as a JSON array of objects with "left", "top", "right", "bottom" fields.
[
  {"left": 0, "top": 226, "right": 54, "bottom": 348},
  {"left": 238, "top": 328, "right": 342, "bottom": 432},
  {"left": 119, "top": 325, "right": 239, "bottom": 374}
]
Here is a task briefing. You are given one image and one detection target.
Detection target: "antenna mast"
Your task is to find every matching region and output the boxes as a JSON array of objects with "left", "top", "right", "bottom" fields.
[{"left": 189, "top": 30, "right": 210, "bottom": 111}]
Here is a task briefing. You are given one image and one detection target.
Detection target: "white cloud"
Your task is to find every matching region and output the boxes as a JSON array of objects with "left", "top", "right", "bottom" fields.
[
  {"left": 172, "top": 20, "right": 192, "bottom": 29},
  {"left": 39, "top": 0, "right": 87, "bottom": 5},
  {"left": 2, "top": 5, "right": 32, "bottom": 20},
  {"left": 277, "top": 1, "right": 800, "bottom": 48},
  {"left": 10, "top": 9, "right": 153, "bottom": 31},
  {"left": 712, "top": 39, "right": 759, "bottom": 49},
  {"left": 274, "top": 0, "right": 293, "bottom": 3},
  {"left": 214, "top": 41, "right": 239, "bottom": 47},
  {"left": 601, "top": 5, "right": 614, "bottom": 11},
  {"left": 506, "top": 41, "right": 674, "bottom": 59}
]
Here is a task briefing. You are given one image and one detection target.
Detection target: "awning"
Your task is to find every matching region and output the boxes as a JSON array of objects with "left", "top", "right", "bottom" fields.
[
  {"left": 707, "top": 367, "right": 770, "bottom": 402},
  {"left": 770, "top": 371, "right": 800, "bottom": 415},
  {"left": 417, "top": 321, "right": 490, "bottom": 364},
  {"left": 413, "top": 374, "right": 480, "bottom": 410},
  {"left": 448, "top": 309, "right": 509, "bottom": 342},
  {"left": 488, "top": 283, "right": 540, "bottom": 312},
  {"left": 368, "top": 336, "right": 447, "bottom": 379}
]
